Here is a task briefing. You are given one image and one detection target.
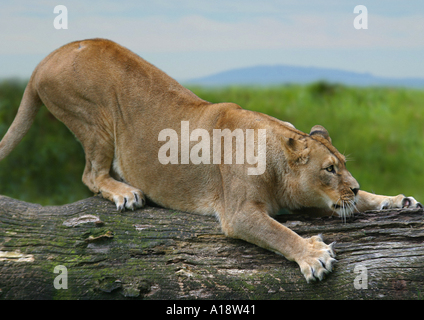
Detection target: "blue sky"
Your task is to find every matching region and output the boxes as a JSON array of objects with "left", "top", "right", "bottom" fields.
[{"left": 1, "top": 0, "right": 424, "bottom": 81}]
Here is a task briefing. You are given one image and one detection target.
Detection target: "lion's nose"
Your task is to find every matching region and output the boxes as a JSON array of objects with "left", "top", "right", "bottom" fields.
[{"left": 351, "top": 187, "right": 359, "bottom": 196}]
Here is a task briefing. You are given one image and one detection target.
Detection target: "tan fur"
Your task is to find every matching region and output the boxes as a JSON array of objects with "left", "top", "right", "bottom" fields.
[{"left": 0, "top": 39, "right": 421, "bottom": 282}]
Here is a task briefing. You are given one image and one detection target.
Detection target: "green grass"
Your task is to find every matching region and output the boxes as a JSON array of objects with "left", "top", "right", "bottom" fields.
[
  {"left": 0, "top": 80, "right": 91, "bottom": 205},
  {"left": 0, "top": 80, "right": 422, "bottom": 205}
]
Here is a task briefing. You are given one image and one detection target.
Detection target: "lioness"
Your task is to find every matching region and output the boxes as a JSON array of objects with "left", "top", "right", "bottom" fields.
[{"left": 0, "top": 39, "right": 421, "bottom": 282}]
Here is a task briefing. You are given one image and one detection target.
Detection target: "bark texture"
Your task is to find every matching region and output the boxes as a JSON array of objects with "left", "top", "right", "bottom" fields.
[{"left": 0, "top": 195, "right": 423, "bottom": 300}]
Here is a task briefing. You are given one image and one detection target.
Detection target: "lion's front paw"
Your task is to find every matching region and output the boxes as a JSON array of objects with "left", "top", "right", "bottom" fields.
[
  {"left": 296, "top": 235, "right": 336, "bottom": 283},
  {"left": 381, "top": 194, "right": 423, "bottom": 210}
]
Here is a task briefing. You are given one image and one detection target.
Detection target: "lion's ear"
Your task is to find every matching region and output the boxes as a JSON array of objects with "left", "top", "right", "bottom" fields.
[
  {"left": 310, "top": 125, "right": 332, "bottom": 143},
  {"left": 281, "top": 136, "right": 309, "bottom": 165}
]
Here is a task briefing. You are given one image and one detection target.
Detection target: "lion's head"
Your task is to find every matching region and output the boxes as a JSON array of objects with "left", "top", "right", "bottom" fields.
[{"left": 281, "top": 125, "right": 360, "bottom": 219}]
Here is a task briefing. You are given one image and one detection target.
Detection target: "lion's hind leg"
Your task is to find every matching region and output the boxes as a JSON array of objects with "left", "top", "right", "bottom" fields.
[
  {"left": 81, "top": 139, "right": 145, "bottom": 212},
  {"left": 94, "top": 172, "right": 145, "bottom": 211}
]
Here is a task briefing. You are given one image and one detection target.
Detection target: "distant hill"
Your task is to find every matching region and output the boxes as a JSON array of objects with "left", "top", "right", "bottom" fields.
[{"left": 185, "top": 65, "right": 424, "bottom": 88}]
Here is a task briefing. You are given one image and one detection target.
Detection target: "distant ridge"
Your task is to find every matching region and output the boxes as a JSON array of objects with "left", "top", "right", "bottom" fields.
[{"left": 185, "top": 65, "right": 424, "bottom": 88}]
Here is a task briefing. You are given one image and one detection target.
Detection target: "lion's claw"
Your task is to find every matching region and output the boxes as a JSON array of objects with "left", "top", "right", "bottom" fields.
[
  {"left": 401, "top": 196, "right": 422, "bottom": 209},
  {"left": 296, "top": 235, "right": 337, "bottom": 283},
  {"left": 113, "top": 190, "right": 145, "bottom": 212}
]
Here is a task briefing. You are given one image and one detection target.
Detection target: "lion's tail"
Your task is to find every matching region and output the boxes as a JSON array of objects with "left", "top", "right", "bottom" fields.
[{"left": 0, "top": 79, "right": 42, "bottom": 161}]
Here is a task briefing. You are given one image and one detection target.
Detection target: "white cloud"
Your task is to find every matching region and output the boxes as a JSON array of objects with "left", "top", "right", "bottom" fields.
[
  {"left": 1, "top": 8, "right": 423, "bottom": 56},
  {"left": 1, "top": 1, "right": 423, "bottom": 79},
  {"left": 99, "top": 13, "right": 424, "bottom": 52}
]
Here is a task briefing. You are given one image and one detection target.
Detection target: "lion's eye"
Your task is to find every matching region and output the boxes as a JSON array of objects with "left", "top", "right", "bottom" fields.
[{"left": 326, "top": 165, "right": 335, "bottom": 173}]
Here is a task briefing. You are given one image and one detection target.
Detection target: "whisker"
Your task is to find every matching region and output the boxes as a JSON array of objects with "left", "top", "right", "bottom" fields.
[
  {"left": 343, "top": 201, "right": 347, "bottom": 224},
  {"left": 336, "top": 197, "right": 346, "bottom": 223},
  {"left": 348, "top": 200, "right": 357, "bottom": 218},
  {"left": 352, "top": 200, "right": 360, "bottom": 214},
  {"left": 342, "top": 152, "right": 354, "bottom": 163},
  {"left": 334, "top": 197, "right": 358, "bottom": 224},
  {"left": 336, "top": 198, "right": 358, "bottom": 224}
]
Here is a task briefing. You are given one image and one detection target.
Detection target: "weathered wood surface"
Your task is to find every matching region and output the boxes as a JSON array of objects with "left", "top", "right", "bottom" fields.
[{"left": 0, "top": 194, "right": 423, "bottom": 300}]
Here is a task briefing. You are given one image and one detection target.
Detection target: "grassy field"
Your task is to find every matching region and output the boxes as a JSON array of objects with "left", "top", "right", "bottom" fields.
[
  {"left": 0, "top": 80, "right": 90, "bottom": 205},
  {"left": 0, "top": 80, "right": 423, "bottom": 205}
]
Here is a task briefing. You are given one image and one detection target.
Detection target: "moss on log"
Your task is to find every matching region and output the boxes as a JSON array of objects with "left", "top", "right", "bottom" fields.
[{"left": 0, "top": 195, "right": 423, "bottom": 300}]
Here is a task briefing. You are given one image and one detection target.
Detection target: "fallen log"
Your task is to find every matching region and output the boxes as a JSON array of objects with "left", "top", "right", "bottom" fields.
[{"left": 0, "top": 195, "right": 423, "bottom": 300}]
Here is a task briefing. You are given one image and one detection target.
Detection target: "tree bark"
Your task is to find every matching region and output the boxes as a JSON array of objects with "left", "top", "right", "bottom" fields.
[{"left": 0, "top": 195, "right": 423, "bottom": 300}]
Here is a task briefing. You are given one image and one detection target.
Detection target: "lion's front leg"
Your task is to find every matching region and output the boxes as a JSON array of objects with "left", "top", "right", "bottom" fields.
[
  {"left": 355, "top": 190, "right": 422, "bottom": 212},
  {"left": 219, "top": 202, "right": 336, "bottom": 283}
]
